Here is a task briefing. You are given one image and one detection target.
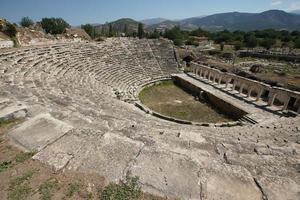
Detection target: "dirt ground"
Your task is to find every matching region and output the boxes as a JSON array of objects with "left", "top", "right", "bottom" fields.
[{"left": 0, "top": 120, "right": 172, "bottom": 200}]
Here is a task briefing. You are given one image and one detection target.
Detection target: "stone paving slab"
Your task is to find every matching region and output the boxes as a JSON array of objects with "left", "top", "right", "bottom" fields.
[
  {"left": 205, "top": 164, "right": 262, "bottom": 200},
  {"left": 8, "top": 113, "right": 73, "bottom": 151},
  {"left": 34, "top": 129, "right": 144, "bottom": 182},
  {"left": 130, "top": 146, "right": 201, "bottom": 199}
]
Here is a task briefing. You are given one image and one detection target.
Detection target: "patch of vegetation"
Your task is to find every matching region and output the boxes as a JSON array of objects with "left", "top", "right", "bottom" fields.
[
  {"left": 8, "top": 184, "right": 31, "bottom": 200},
  {"left": 15, "top": 152, "right": 36, "bottom": 163},
  {"left": 81, "top": 24, "right": 96, "bottom": 39},
  {"left": 0, "top": 152, "right": 35, "bottom": 173},
  {"left": 8, "top": 171, "right": 34, "bottom": 200},
  {"left": 138, "top": 23, "right": 145, "bottom": 39},
  {"left": 99, "top": 175, "right": 141, "bottom": 200},
  {"left": 0, "top": 161, "right": 13, "bottom": 172},
  {"left": 66, "top": 182, "right": 81, "bottom": 198},
  {"left": 20, "top": 17, "right": 34, "bottom": 28},
  {"left": 0, "top": 119, "right": 16, "bottom": 127},
  {"left": 139, "top": 80, "right": 173, "bottom": 100},
  {"left": 139, "top": 81, "right": 233, "bottom": 123},
  {"left": 38, "top": 179, "right": 59, "bottom": 200},
  {"left": 41, "top": 17, "right": 70, "bottom": 34}
]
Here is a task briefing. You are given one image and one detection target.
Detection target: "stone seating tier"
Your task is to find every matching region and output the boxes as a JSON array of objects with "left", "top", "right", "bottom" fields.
[{"left": 0, "top": 38, "right": 178, "bottom": 102}]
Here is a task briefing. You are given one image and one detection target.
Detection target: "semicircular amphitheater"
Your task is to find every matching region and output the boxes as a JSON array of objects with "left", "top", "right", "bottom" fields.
[{"left": 1, "top": 38, "right": 300, "bottom": 200}]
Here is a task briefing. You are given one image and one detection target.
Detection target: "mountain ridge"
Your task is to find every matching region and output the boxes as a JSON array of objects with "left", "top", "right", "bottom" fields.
[
  {"left": 93, "top": 10, "right": 300, "bottom": 33},
  {"left": 151, "top": 10, "right": 300, "bottom": 31}
]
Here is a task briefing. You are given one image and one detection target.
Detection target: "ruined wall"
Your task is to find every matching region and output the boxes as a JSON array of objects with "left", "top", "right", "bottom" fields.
[{"left": 239, "top": 51, "right": 300, "bottom": 63}]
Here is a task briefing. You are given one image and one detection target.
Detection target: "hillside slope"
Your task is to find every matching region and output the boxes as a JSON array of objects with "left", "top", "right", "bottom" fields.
[{"left": 152, "top": 10, "right": 300, "bottom": 31}]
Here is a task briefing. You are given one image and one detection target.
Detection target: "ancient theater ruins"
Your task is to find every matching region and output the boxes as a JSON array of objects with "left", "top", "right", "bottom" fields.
[
  {"left": 1, "top": 37, "right": 299, "bottom": 200},
  {"left": 1, "top": 6, "right": 300, "bottom": 199}
]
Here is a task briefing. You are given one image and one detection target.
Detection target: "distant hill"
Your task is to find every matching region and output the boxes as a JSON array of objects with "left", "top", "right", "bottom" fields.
[
  {"left": 291, "top": 10, "right": 300, "bottom": 15},
  {"left": 149, "top": 20, "right": 180, "bottom": 31},
  {"left": 151, "top": 10, "right": 300, "bottom": 31},
  {"left": 140, "top": 18, "right": 168, "bottom": 25},
  {"left": 95, "top": 18, "right": 141, "bottom": 34},
  {"left": 94, "top": 10, "right": 300, "bottom": 33}
]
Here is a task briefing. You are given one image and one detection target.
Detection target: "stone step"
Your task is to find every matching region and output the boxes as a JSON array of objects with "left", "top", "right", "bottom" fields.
[{"left": 0, "top": 103, "right": 27, "bottom": 121}]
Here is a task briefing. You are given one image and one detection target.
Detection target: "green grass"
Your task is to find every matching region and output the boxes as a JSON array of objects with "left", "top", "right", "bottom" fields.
[
  {"left": 38, "top": 179, "right": 59, "bottom": 200},
  {"left": 0, "top": 161, "right": 13, "bottom": 172},
  {"left": 0, "top": 152, "right": 35, "bottom": 173},
  {"left": 15, "top": 152, "right": 36, "bottom": 163},
  {"left": 99, "top": 175, "right": 141, "bottom": 200},
  {"left": 139, "top": 81, "right": 233, "bottom": 123},
  {"left": 0, "top": 119, "right": 16, "bottom": 127},
  {"left": 8, "top": 171, "right": 34, "bottom": 200},
  {"left": 66, "top": 182, "right": 80, "bottom": 198}
]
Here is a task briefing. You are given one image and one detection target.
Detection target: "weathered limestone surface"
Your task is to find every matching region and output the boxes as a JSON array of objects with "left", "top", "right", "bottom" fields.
[
  {"left": 8, "top": 113, "right": 73, "bottom": 151},
  {"left": 0, "top": 38, "right": 299, "bottom": 200}
]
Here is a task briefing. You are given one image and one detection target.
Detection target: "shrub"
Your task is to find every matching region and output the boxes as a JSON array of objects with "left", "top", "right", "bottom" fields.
[
  {"left": 234, "top": 41, "right": 244, "bottom": 51},
  {"left": 5, "top": 23, "right": 17, "bottom": 37},
  {"left": 294, "top": 38, "right": 300, "bottom": 49},
  {"left": 220, "top": 42, "right": 225, "bottom": 51},
  {"left": 20, "top": 17, "right": 34, "bottom": 28},
  {"left": 185, "top": 37, "right": 199, "bottom": 46},
  {"left": 81, "top": 24, "right": 95, "bottom": 38},
  {"left": 148, "top": 29, "right": 160, "bottom": 39},
  {"left": 41, "top": 18, "right": 70, "bottom": 34}
]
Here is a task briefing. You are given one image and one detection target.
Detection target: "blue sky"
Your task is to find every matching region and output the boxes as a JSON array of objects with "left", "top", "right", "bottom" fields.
[{"left": 0, "top": 0, "right": 299, "bottom": 25}]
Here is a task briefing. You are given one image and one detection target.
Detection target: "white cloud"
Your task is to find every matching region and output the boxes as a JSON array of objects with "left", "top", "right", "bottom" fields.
[
  {"left": 289, "top": 2, "right": 300, "bottom": 11},
  {"left": 271, "top": 0, "right": 282, "bottom": 6}
]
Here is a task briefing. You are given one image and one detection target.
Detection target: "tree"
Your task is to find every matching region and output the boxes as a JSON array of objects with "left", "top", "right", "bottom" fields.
[
  {"left": 294, "top": 38, "right": 300, "bottom": 49},
  {"left": 123, "top": 24, "right": 128, "bottom": 36},
  {"left": 108, "top": 24, "right": 115, "bottom": 37},
  {"left": 190, "top": 28, "right": 210, "bottom": 37},
  {"left": 260, "top": 38, "right": 276, "bottom": 50},
  {"left": 245, "top": 35, "right": 258, "bottom": 49},
  {"left": 3, "top": 23, "right": 17, "bottom": 37},
  {"left": 164, "top": 26, "right": 186, "bottom": 46},
  {"left": 138, "top": 23, "right": 144, "bottom": 39},
  {"left": 20, "top": 17, "right": 34, "bottom": 27},
  {"left": 148, "top": 29, "right": 160, "bottom": 39},
  {"left": 220, "top": 42, "right": 225, "bottom": 51},
  {"left": 213, "top": 31, "right": 233, "bottom": 44},
  {"left": 291, "top": 31, "right": 300, "bottom": 37},
  {"left": 41, "top": 18, "right": 70, "bottom": 34},
  {"left": 234, "top": 41, "right": 244, "bottom": 51},
  {"left": 81, "top": 24, "right": 95, "bottom": 38}
]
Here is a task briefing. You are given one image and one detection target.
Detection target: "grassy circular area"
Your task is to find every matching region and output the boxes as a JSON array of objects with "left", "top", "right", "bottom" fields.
[{"left": 139, "top": 80, "right": 233, "bottom": 123}]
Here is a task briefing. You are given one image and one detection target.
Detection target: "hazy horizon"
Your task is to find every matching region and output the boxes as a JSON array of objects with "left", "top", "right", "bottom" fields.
[{"left": 0, "top": 0, "right": 300, "bottom": 26}]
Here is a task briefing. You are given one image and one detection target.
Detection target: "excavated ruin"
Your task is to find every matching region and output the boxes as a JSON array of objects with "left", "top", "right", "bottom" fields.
[{"left": 0, "top": 38, "right": 299, "bottom": 200}]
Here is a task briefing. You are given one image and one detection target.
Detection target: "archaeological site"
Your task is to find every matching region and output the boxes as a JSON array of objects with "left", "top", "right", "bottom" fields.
[{"left": 0, "top": 2, "right": 300, "bottom": 200}]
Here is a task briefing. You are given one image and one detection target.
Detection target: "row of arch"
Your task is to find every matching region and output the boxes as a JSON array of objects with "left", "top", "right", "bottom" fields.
[{"left": 190, "top": 63, "right": 300, "bottom": 114}]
